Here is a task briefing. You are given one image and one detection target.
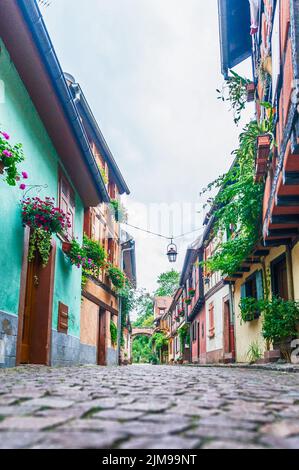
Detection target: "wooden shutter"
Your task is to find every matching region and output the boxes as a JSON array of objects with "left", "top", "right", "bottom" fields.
[
  {"left": 58, "top": 171, "right": 75, "bottom": 239},
  {"left": 58, "top": 302, "right": 69, "bottom": 334},
  {"left": 209, "top": 302, "right": 215, "bottom": 339},
  {"left": 255, "top": 271, "right": 264, "bottom": 300},
  {"left": 240, "top": 282, "right": 246, "bottom": 299}
]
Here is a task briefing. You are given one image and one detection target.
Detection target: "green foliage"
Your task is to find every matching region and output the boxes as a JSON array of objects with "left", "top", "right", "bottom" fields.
[
  {"left": 110, "top": 199, "right": 127, "bottom": 223},
  {"left": 154, "top": 270, "right": 180, "bottom": 297},
  {"left": 28, "top": 228, "right": 52, "bottom": 267},
  {"left": 217, "top": 70, "right": 251, "bottom": 125},
  {"left": 133, "top": 289, "right": 154, "bottom": 328},
  {"left": 239, "top": 297, "right": 261, "bottom": 323},
  {"left": 107, "top": 263, "right": 126, "bottom": 290},
  {"left": 0, "top": 132, "right": 25, "bottom": 185},
  {"left": 178, "top": 324, "right": 190, "bottom": 354},
  {"left": 202, "top": 105, "right": 275, "bottom": 276},
  {"left": 261, "top": 298, "right": 299, "bottom": 345},
  {"left": 150, "top": 332, "right": 168, "bottom": 352},
  {"left": 99, "top": 166, "right": 108, "bottom": 185},
  {"left": 247, "top": 341, "right": 263, "bottom": 364},
  {"left": 132, "top": 335, "right": 152, "bottom": 363},
  {"left": 83, "top": 234, "right": 107, "bottom": 276},
  {"left": 119, "top": 282, "right": 135, "bottom": 347},
  {"left": 110, "top": 320, "right": 118, "bottom": 347}
]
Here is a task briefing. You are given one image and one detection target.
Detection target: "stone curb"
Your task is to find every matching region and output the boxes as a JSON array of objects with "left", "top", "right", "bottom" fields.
[{"left": 181, "top": 363, "right": 299, "bottom": 373}]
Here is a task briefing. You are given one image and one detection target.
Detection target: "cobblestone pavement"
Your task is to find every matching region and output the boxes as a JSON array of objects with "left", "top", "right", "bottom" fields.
[{"left": 0, "top": 365, "right": 299, "bottom": 449}]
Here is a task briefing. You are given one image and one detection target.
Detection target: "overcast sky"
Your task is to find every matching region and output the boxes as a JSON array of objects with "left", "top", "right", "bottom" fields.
[{"left": 41, "top": 0, "right": 252, "bottom": 293}]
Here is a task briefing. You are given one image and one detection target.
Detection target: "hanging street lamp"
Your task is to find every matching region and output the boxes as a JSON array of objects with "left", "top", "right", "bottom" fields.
[{"left": 166, "top": 239, "right": 178, "bottom": 263}]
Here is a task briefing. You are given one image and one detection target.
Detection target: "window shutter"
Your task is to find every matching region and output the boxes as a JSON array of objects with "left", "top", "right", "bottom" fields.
[
  {"left": 240, "top": 282, "right": 246, "bottom": 299},
  {"left": 58, "top": 302, "right": 69, "bottom": 334},
  {"left": 256, "top": 270, "right": 264, "bottom": 300},
  {"left": 209, "top": 302, "right": 215, "bottom": 338}
]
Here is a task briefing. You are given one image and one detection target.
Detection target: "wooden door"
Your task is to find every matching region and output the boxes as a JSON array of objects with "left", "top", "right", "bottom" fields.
[
  {"left": 272, "top": 256, "right": 288, "bottom": 300},
  {"left": 223, "top": 300, "right": 231, "bottom": 354},
  {"left": 20, "top": 257, "right": 38, "bottom": 363},
  {"left": 98, "top": 308, "right": 107, "bottom": 365},
  {"left": 197, "top": 322, "right": 200, "bottom": 360},
  {"left": 18, "top": 239, "right": 56, "bottom": 365}
]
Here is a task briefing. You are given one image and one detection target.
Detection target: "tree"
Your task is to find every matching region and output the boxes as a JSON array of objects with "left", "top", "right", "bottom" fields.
[
  {"left": 133, "top": 289, "right": 154, "bottom": 328},
  {"left": 154, "top": 270, "right": 180, "bottom": 297},
  {"left": 132, "top": 335, "right": 152, "bottom": 363}
]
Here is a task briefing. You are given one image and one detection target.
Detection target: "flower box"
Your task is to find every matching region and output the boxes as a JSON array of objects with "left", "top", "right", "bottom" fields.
[
  {"left": 188, "top": 288, "right": 195, "bottom": 298},
  {"left": 184, "top": 298, "right": 191, "bottom": 306},
  {"left": 246, "top": 83, "right": 255, "bottom": 102},
  {"left": 257, "top": 134, "right": 271, "bottom": 160}
]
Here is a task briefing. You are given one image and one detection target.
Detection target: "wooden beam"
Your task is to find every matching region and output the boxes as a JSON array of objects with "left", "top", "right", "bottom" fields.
[
  {"left": 254, "top": 248, "right": 270, "bottom": 256},
  {"left": 238, "top": 266, "right": 251, "bottom": 272},
  {"left": 283, "top": 171, "right": 299, "bottom": 186},
  {"left": 271, "top": 214, "right": 299, "bottom": 225},
  {"left": 245, "top": 258, "right": 260, "bottom": 264},
  {"left": 276, "top": 195, "right": 299, "bottom": 206},
  {"left": 264, "top": 238, "right": 290, "bottom": 247},
  {"left": 267, "top": 228, "right": 299, "bottom": 238}
]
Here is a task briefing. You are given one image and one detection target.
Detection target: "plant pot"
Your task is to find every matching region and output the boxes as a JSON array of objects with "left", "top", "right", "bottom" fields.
[
  {"left": 257, "top": 134, "right": 271, "bottom": 160},
  {"left": 0, "top": 161, "right": 5, "bottom": 174},
  {"left": 62, "top": 241, "right": 72, "bottom": 254},
  {"left": 246, "top": 82, "right": 255, "bottom": 102}
]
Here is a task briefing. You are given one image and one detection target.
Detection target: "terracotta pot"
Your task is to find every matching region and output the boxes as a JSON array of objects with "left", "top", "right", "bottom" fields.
[
  {"left": 246, "top": 82, "right": 255, "bottom": 102},
  {"left": 257, "top": 134, "right": 271, "bottom": 160},
  {"left": 62, "top": 241, "right": 72, "bottom": 254},
  {"left": 0, "top": 161, "right": 5, "bottom": 174}
]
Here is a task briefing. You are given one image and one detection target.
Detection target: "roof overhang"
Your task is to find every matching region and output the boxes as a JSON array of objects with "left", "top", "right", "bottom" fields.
[
  {"left": 218, "top": 0, "right": 252, "bottom": 78},
  {"left": 0, "top": 0, "right": 109, "bottom": 207}
]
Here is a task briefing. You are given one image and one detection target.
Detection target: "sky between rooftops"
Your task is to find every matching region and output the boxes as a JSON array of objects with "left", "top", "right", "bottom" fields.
[{"left": 41, "top": 0, "right": 253, "bottom": 293}]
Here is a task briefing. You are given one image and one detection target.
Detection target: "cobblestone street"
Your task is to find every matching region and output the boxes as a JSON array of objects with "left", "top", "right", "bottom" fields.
[{"left": 0, "top": 365, "right": 298, "bottom": 449}]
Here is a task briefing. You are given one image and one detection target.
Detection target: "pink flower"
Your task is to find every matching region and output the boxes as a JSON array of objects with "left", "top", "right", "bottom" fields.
[
  {"left": 19, "top": 184, "right": 26, "bottom": 190},
  {"left": 2, "top": 150, "right": 12, "bottom": 158},
  {"left": 1, "top": 132, "right": 10, "bottom": 140},
  {"left": 22, "top": 171, "right": 28, "bottom": 179}
]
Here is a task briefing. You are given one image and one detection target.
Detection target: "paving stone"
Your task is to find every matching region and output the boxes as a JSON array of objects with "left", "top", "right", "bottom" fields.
[
  {"left": 92, "top": 409, "right": 145, "bottom": 421},
  {"left": 0, "top": 416, "right": 67, "bottom": 431},
  {"left": 0, "top": 432, "right": 45, "bottom": 449},
  {"left": 260, "top": 420, "right": 299, "bottom": 438},
  {"left": 202, "top": 440, "right": 265, "bottom": 449},
  {"left": 23, "top": 398, "right": 74, "bottom": 409},
  {"left": 120, "top": 436, "right": 200, "bottom": 449},
  {"left": 30, "top": 431, "right": 124, "bottom": 449}
]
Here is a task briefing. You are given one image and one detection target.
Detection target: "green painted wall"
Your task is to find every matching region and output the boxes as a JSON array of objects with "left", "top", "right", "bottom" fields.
[{"left": 0, "top": 39, "right": 83, "bottom": 338}]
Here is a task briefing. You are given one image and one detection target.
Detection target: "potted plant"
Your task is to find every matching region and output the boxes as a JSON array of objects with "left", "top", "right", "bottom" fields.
[
  {"left": 22, "top": 197, "right": 71, "bottom": 267},
  {"left": 188, "top": 288, "right": 196, "bottom": 298},
  {"left": 0, "top": 130, "right": 27, "bottom": 186},
  {"left": 175, "top": 316, "right": 180, "bottom": 323},
  {"left": 178, "top": 308, "right": 185, "bottom": 317},
  {"left": 184, "top": 297, "right": 192, "bottom": 306}
]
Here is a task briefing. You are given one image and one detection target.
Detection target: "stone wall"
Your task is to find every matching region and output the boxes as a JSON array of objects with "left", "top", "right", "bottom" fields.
[{"left": 0, "top": 311, "right": 17, "bottom": 368}]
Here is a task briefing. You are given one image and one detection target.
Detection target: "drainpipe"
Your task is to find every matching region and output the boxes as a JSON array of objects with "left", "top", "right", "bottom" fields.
[
  {"left": 117, "top": 241, "right": 135, "bottom": 366},
  {"left": 228, "top": 282, "right": 236, "bottom": 362}
]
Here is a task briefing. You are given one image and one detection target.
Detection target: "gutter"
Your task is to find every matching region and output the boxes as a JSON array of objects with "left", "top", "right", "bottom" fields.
[{"left": 18, "top": 0, "right": 110, "bottom": 203}]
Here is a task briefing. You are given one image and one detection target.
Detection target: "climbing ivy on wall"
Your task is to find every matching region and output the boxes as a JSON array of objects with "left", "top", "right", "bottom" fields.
[{"left": 201, "top": 100, "right": 275, "bottom": 276}]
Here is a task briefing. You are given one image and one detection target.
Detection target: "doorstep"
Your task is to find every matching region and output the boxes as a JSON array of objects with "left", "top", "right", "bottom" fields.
[{"left": 183, "top": 362, "right": 299, "bottom": 373}]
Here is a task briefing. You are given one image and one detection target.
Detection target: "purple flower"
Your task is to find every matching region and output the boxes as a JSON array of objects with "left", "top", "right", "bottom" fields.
[
  {"left": 2, "top": 150, "right": 12, "bottom": 158},
  {"left": 19, "top": 184, "right": 26, "bottom": 191},
  {"left": 1, "top": 132, "right": 10, "bottom": 140},
  {"left": 22, "top": 171, "right": 28, "bottom": 179}
]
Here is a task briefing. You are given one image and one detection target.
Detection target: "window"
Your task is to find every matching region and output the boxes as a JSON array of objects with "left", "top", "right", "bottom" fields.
[
  {"left": 192, "top": 321, "right": 197, "bottom": 342},
  {"left": 271, "top": 255, "right": 288, "bottom": 300},
  {"left": 58, "top": 171, "right": 75, "bottom": 239},
  {"left": 241, "top": 270, "right": 264, "bottom": 320},
  {"left": 208, "top": 302, "right": 215, "bottom": 339},
  {"left": 108, "top": 237, "right": 115, "bottom": 263}
]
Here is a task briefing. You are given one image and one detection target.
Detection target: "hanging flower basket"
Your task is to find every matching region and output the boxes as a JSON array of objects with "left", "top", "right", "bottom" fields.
[
  {"left": 178, "top": 309, "right": 185, "bottom": 317},
  {"left": 246, "top": 82, "right": 255, "bottom": 102},
  {"left": 188, "top": 288, "right": 196, "bottom": 298},
  {"left": 21, "top": 197, "right": 71, "bottom": 267},
  {"left": 175, "top": 316, "right": 180, "bottom": 323},
  {"left": 184, "top": 297, "right": 192, "bottom": 306},
  {"left": 0, "top": 130, "right": 27, "bottom": 186},
  {"left": 107, "top": 263, "right": 126, "bottom": 290}
]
